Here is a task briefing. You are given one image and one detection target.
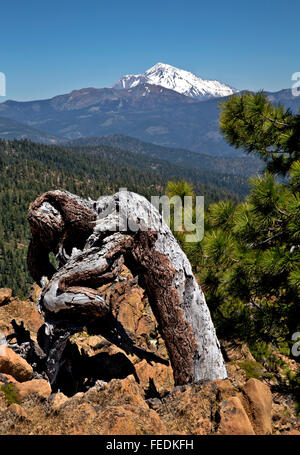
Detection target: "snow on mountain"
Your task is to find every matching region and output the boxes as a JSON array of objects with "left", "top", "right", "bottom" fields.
[{"left": 113, "top": 63, "right": 238, "bottom": 100}]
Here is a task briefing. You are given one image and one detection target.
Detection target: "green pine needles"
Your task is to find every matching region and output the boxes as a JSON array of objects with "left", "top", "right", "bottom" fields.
[
  {"left": 219, "top": 91, "right": 300, "bottom": 175},
  {"left": 183, "top": 92, "right": 300, "bottom": 347}
]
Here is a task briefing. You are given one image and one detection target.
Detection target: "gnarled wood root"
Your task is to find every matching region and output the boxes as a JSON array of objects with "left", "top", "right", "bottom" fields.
[{"left": 27, "top": 190, "right": 227, "bottom": 388}]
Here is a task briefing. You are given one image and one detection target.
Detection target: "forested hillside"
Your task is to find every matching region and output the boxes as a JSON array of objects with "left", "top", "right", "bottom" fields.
[
  {"left": 68, "top": 134, "right": 263, "bottom": 177},
  {"left": 0, "top": 139, "right": 248, "bottom": 297},
  {"left": 0, "top": 116, "right": 64, "bottom": 144}
]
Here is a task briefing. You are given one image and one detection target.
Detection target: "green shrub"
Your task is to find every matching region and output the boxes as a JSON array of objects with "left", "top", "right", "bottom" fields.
[
  {"left": 250, "top": 341, "right": 286, "bottom": 371},
  {"left": 238, "top": 359, "right": 265, "bottom": 380},
  {"left": 0, "top": 383, "right": 20, "bottom": 405},
  {"left": 285, "top": 370, "right": 300, "bottom": 417}
]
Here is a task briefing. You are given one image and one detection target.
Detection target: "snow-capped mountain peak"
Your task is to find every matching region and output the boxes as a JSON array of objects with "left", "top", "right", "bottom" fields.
[{"left": 113, "top": 63, "right": 238, "bottom": 100}]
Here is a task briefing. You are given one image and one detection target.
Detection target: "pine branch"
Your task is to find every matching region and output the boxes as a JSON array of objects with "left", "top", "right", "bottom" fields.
[
  {"left": 262, "top": 114, "right": 290, "bottom": 127},
  {"left": 261, "top": 148, "right": 290, "bottom": 155}
]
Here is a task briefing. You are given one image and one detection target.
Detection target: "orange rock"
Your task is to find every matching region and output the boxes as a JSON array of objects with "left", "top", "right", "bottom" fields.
[
  {"left": 0, "top": 288, "right": 12, "bottom": 306},
  {"left": 218, "top": 397, "right": 255, "bottom": 435},
  {"left": 0, "top": 296, "right": 43, "bottom": 339},
  {"left": 157, "top": 382, "right": 221, "bottom": 434},
  {"left": 0, "top": 373, "right": 18, "bottom": 384},
  {"left": 101, "top": 275, "right": 160, "bottom": 353},
  {"left": 70, "top": 267, "right": 169, "bottom": 387},
  {"left": 213, "top": 379, "right": 235, "bottom": 401},
  {"left": 49, "top": 392, "right": 69, "bottom": 413},
  {"left": 7, "top": 403, "right": 30, "bottom": 421},
  {"left": 52, "top": 375, "right": 167, "bottom": 435},
  {"left": 97, "top": 405, "right": 167, "bottom": 435},
  {"left": 84, "top": 374, "right": 147, "bottom": 408},
  {"left": 285, "top": 429, "right": 300, "bottom": 435},
  {"left": 225, "top": 362, "right": 247, "bottom": 388},
  {"left": 15, "top": 379, "right": 51, "bottom": 401},
  {"left": 135, "top": 359, "right": 174, "bottom": 394},
  {"left": 241, "top": 378, "right": 272, "bottom": 435},
  {"left": 192, "top": 418, "right": 213, "bottom": 435},
  {"left": 29, "top": 283, "right": 42, "bottom": 304},
  {"left": 0, "top": 392, "right": 8, "bottom": 411},
  {"left": 59, "top": 402, "right": 97, "bottom": 430},
  {"left": 0, "top": 346, "right": 33, "bottom": 382}
]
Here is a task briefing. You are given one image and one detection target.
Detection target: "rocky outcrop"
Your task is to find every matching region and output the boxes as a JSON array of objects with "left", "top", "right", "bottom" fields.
[
  {"left": 0, "top": 288, "right": 298, "bottom": 434},
  {"left": 27, "top": 190, "right": 226, "bottom": 387},
  {"left": 6, "top": 403, "right": 30, "bottom": 422},
  {"left": 135, "top": 360, "right": 174, "bottom": 395},
  {"left": 241, "top": 378, "right": 272, "bottom": 435},
  {"left": 48, "top": 392, "right": 69, "bottom": 414},
  {"left": 0, "top": 295, "right": 43, "bottom": 340},
  {"left": 155, "top": 379, "right": 233, "bottom": 435},
  {"left": 0, "top": 368, "right": 285, "bottom": 435},
  {"left": 14, "top": 379, "right": 51, "bottom": 401},
  {"left": 218, "top": 396, "right": 255, "bottom": 435},
  {"left": 0, "top": 346, "right": 33, "bottom": 382},
  {"left": 0, "top": 289, "right": 12, "bottom": 307},
  {"left": 218, "top": 397, "right": 255, "bottom": 435}
]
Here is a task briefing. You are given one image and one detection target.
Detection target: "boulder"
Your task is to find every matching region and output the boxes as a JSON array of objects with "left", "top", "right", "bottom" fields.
[
  {"left": 241, "top": 378, "right": 272, "bottom": 435},
  {"left": 84, "top": 374, "right": 147, "bottom": 409},
  {"left": 218, "top": 396, "right": 255, "bottom": 435},
  {"left": 135, "top": 359, "right": 174, "bottom": 394},
  {"left": 157, "top": 381, "right": 223, "bottom": 435},
  {"left": 59, "top": 402, "right": 97, "bottom": 433},
  {"left": 15, "top": 379, "right": 51, "bottom": 401},
  {"left": 49, "top": 392, "right": 69, "bottom": 414},
  {"left": 0, "top": 346, "right": 33, "bottom": 382},
  {"left": 54, "top": 375, "right": 167, "bottom": 435},
  {"left": 0, "top": 392, "right": 7, "bottom": 411},
  {"left": 95, "top": 405, "right": 167, "bottom": 435},
  {"left": 0, "top": 372, "right": 18, "bottom": 384},
  {"left": 7, "top": 403, "right": 30, "bottom": 421},
  {"left": 0, "top": 296, "right": 43, "bottom": 339},
  {"left": 0, "top": 288, "right": 12, "bottom": 306},
  {"left": 213, "top": 378, "right": 236, "bottom": 401}
]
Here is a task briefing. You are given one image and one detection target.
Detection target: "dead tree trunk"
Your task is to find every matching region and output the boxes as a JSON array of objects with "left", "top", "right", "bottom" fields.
[{"left": 27, "top": 190, "right": 227, "bottom": 386}]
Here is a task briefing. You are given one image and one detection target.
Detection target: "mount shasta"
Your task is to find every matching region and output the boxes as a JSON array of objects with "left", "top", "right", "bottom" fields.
[
  {"left": 113, "top": 62, "right": 238, "bottom": 100},
  {"left": 0, "top": 63, "right": 299, "bottom": 157}
]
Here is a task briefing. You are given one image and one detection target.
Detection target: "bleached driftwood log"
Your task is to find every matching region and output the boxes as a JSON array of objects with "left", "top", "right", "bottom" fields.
[{"left": 27, "top": 190, "right": 227, "bottom": 387}]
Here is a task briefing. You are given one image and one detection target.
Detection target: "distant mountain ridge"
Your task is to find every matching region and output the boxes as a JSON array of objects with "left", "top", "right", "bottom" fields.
[
  {"left": 0, "top": 73, "right": 299, "bottom": 157},
  {"left": 68, "top": 134, "right": 263, "bottom": 177},
  {"left": 0, "top": 116, "right": 64, "bottom": 144},
  {"left": 113, "top": 62, "right": 238, "bottom": 100},
  {"left": 0, "top": 83, "right": 234, "bottom": 155}
]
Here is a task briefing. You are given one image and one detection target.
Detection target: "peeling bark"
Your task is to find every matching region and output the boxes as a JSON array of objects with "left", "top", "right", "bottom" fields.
[{"left": 27, "top": 190, "right": 227, "bottom": 387}]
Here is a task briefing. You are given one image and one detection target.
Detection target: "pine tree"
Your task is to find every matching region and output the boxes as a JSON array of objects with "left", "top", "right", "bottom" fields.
[
  {"left": 220, "top": 91, "right": 300, "bottom": 175},
  {"left": 197, "top": 92, "right": 300, "bottom": 346}
]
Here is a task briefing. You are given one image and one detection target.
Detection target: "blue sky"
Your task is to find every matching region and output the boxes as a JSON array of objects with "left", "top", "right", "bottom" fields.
[{"left": 0, "top": 0, "right": 299, "bottom": 101}]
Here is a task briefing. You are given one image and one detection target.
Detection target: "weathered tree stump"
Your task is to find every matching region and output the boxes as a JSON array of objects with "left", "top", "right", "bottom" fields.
[{"left": 27, "top": 190, "right": 227, "bottom": 387}]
